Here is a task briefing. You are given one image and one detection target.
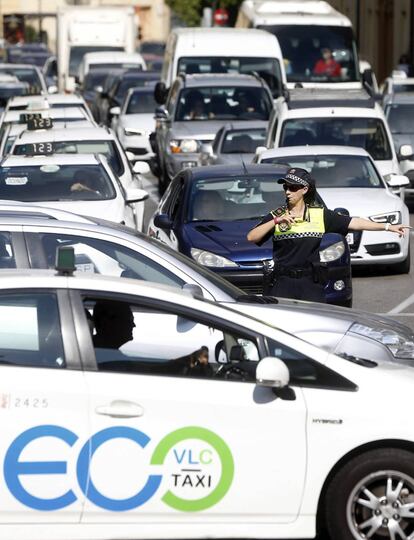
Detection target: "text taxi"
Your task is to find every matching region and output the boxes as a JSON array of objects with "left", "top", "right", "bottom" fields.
[{"left": 0, "top": 267, "right": 413, "bottom": 540}]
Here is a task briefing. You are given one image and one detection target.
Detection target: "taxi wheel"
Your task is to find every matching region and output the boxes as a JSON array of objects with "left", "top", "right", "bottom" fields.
[{"left": 324, "top": 448, "right": 414, "bottom": 540}]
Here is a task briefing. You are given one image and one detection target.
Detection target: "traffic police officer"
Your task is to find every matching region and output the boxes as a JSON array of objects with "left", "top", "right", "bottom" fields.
[{"left": 247, "top": 167, "right": 410, "bottom": 302}]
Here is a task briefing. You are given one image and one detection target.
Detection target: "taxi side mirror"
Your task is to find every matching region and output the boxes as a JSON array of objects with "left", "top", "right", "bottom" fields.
[
  {"left": 256, "top": 357, "right": 289, "bottom": 388},
  {"left": 125, "top": 188, "right": 148, "bottom": 203}
]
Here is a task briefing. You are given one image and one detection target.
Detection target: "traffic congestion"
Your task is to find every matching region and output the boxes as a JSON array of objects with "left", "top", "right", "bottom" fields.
[{"left": 0, "top": 1, "right": 413, "bottom": 540}]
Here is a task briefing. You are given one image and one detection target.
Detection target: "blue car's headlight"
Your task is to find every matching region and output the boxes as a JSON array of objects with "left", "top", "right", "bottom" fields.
[
  {"left": 319, "top": 241, "right": 345, "bottom": 263},
  {"left": 191, "top": 248, "right": 238, "bottom": 268}
]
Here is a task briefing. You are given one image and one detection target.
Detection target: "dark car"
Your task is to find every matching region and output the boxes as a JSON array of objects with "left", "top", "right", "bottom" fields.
[
  {"left": 6, "top": 44, "right": 52, "bottom": 68},
  {"left": 80, "top": 68, "right": 112, "bottom": 121},
  {"left": 148, "top": 164, "right": 352, "bottom": 306},
  {"left": 98, "top": 70, "right": 160, "bottom": 126}
]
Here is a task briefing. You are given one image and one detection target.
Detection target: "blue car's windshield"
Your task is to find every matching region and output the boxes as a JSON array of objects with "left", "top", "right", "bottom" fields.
[{"left": 188, "top": 176, "right": 287, "bottom": 222}]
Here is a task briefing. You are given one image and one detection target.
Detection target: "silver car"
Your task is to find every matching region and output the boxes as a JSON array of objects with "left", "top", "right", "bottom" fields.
[
  {"left": 0, "top": 203, "right": 412, "bottom": 367},
  {"left": 198, "top": 120, "right": 267, "bottom": 167},
  {"left": 154, "top": 73, "right": 273, "bottom": 194}
]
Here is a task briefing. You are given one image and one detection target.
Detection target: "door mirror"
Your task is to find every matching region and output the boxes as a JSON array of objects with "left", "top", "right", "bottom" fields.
[
  {"left": 399, "top": 144, "right": 413, "bottom": 159},
  {"left": 110, "top": 106, "right": 121, "bottom": 117},
  {"left": 255, "top": 146, "right": 267, "bottom": 157},
  {"left": 133, "top": 161, "right": 150, "bottom": 175},
  {"left": 155, "top": 106, "right": 169, "bottom": 121},
  {"left": 47, "top": 85, "right": 58, "bottom": 94},
  {"left": 256, "top": 357, "right": 289, "bottom": 388},
  {"left": 181, "top": 283, "right": 204, "bottom": 298},
  {"left": 200, "top": 143, "right": 213, "bottom": 156},
  {"left": 94, "top": 85, "right": 103, "bottom": 94},
  {"left": 154, "top": 213, "right": 173, "bottom": 230},
  {"left": 125, "top": 188, "right": 148, "bottom": 203},
  {"left": 386, "top": 174, "right": 410, "bottom": 187},
  {"left": 154, "top": 81, "right": 167, "bottom": 104},
  {"left": 125, "top": 151, "right": 136, "bottom": 162}
]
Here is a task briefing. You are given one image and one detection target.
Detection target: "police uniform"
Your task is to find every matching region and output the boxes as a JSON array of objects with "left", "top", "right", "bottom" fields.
[{"left": 255, "top": 169, "right": 351, "bottom": 303}]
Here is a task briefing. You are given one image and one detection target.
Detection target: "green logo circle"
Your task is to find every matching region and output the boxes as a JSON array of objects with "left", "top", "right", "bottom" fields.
[{"left": 151, "top": 426, "right": 234, "bottom": 512}]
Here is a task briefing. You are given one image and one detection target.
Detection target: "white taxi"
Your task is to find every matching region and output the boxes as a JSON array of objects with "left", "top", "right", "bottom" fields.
[
  {"left": 10, "top": 126, "right": 150, "bottom": 231},
  {"left": 0, "top": 268, "right": 413, "bottom": 540},
  {"left": 5, "top": 93, "right": 93, "bottom": 120},
  {"left": 0, "top": 154, "right": 147, "bottom": 230},
  {"left": 0, "top": 106, "right": 93, "bottom": 132}
]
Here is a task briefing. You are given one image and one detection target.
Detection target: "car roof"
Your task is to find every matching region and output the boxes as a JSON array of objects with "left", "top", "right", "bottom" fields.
[
  {"left": 14, "top": 126, "right": 114, "bottom": 144},
  {"left": 220, "top": 120, "right": 268, "bottom": 131},
  {"left": 0, "top": 202, "right": 95, "bottom": 223},
  {"left": 2, "top": 153, "right": 100, "bottom": 166},
  {"left": 259, "top": 145, "right": 372, "bottom": 159},
  {"left": 280, "top": 105, "right": 384, "bottom": 119},
  {"left": 3, "top": 107, "right": 89, "bottom": 122},
  {"left": 83, "top": 52, "right": 145, "bottom": 64},
  {"left": 185, "top": 163, "right": 288, "bottom": 181},
  {"left": 285, "top": 88, "right": 375, "bottom": 110},
  {"left": 5, "top": 119, "right": 93, "bottom": 136},
  {"left": 182, "top": 73, "right": 265, "bottom": 88},
  {"left": 8, "top": 94, "right": 85, "bottom": 107}
]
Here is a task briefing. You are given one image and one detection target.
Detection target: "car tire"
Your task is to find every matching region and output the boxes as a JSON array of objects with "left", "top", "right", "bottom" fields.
[
  {"left": 392, "top": 244, "right": 411, "bottom": 274},
  {"left": 323, "top": 448, "right": 414, "bottom": 540}
]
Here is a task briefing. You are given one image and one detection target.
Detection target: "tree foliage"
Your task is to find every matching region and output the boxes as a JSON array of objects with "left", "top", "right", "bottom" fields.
[{"left": 165, "top": 0, "right": 244, "bottom": 27}]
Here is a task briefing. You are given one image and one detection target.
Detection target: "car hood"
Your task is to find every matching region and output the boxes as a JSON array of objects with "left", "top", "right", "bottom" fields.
[
  {"left": 183, "top": 220, "right": 271, "bottom": 262},
  {"left": 318, "top": 187, "right": 401, "bottom": 216},
  {"left": 35, "top": 199, "right": 124, "bottom": 223},
  {"left": 171, "top": 121, "right": 246, "bottom": 141},
  {"left": 121, "top": 113, "right": 155, "bottom": 130},
  {"left": 229, "top": 299, "right": 414, "bottom": 349}
]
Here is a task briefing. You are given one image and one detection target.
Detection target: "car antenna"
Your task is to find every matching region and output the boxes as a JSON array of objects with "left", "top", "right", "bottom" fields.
[{"left": 242, "top": 160, "right": 248, "bottom": 174}]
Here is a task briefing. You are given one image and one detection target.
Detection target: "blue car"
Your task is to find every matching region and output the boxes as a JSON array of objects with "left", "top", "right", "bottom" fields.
[{"left": 148, "top": 164, "right": 352, "bottom": 306}]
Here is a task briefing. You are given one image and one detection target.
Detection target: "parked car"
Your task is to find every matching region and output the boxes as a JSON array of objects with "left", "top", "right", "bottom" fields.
[
  {"left": 199, "top": 120, "right": 267, "bottom": 166},
  {"left": 155, "top": 73, "right": 274, "bottom": 194},
  {"left": 255, "top": 145, "right": 411, "bottom": 273},
  {"left": 148, "top": 164, "right": 352, "bottom": 306}
]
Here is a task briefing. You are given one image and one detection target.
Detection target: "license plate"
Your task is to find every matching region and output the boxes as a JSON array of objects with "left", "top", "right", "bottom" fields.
[{"left": 346, "top": 233, "right": 354, "bottom": 245}]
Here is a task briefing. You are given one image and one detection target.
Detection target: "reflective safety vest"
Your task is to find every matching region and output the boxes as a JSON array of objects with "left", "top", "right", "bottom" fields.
[{"left": 271, "top": 206, "right": 325, "bottom": 241}]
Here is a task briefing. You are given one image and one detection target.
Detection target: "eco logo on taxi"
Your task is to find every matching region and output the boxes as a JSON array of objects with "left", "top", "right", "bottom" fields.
[{"left": 4, "top": 425, "right": 234, "bottom": 512}]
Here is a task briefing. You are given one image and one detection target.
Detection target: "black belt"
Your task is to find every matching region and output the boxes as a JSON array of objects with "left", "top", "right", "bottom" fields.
[{"left": 274, "top": 266, "right": 313, "bottom": 279}]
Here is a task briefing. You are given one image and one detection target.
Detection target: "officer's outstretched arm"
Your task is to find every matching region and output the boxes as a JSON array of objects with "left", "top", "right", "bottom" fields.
[
  {"left": 247, "top": 214, "right": 296, "bottom": 243},
  {"left": 349, "top": 217, "right": 411, "bottom": 237}
]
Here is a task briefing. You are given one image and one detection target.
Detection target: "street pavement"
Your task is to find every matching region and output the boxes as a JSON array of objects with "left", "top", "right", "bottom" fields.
[{"left": 142, "top": 172, "right": 414, "bottom": 331}]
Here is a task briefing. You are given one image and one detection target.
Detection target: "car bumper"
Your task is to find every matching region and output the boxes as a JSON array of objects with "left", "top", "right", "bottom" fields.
[{"left": 349, "top": 230, "right": 408, "bottom": 265}]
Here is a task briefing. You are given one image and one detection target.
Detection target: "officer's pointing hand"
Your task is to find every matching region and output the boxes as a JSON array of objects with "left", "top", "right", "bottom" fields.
[{"left": 390, "top": 225, "right": 412, "bottom": 237}]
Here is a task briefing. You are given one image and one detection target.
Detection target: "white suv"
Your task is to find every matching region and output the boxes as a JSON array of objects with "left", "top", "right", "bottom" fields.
[{"left": 264, "top": 88, "right": 402, "bottom": 180}]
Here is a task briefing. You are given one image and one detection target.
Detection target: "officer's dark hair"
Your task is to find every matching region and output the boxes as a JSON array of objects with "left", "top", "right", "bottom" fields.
[{"left": 304, "top": 183, "right": 319, "bottom": 206}]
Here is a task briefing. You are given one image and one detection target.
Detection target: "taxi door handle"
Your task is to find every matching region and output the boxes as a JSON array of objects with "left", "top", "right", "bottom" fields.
[{"left": 95, "top": 400, "right": 144, "bottom": 418}]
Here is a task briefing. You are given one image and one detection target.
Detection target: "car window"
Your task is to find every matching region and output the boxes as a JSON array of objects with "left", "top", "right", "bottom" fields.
[
  {"left": 125, "top": 91, "right": 156, "bottom": 114},
  {"left": 221, "top": 128, "right": 266, "bottom": 154},
  {"left": 34, "top": 232, "right": 185, "bottom": 287},
  {"left": 175, "top": 86, "right": 272, "bottom": 122},
  {"left": 0, "top": 232, "right": 16, "bottom": 269},
  {"left": 385, "top": 104, "right": 414, "bottom": 134},
  {"left": 0, "top": 292, "right": 65, "bottom": 369},
  {"left": 280, "top": 117, "right": 392, "bottom": 161},
  {"left": 0, "top": 164, "right": 116, "bottom": 202},
  {"left": 83, "top": 296, "right": 259, "bottom": 381},
  {"left": 267, "top": 338, "right": 355, "bottom": 390}
]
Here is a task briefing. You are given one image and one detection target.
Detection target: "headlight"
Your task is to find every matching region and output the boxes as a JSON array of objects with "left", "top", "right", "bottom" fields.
[
  {"left": 370, "top": 211, "right": 401, "bottom": 225},
  {"left": 191, "top": 248, "right": 238, "bottom": 268},
  {"left": 319, "top": 241, "right": 345, "bottom": 262},
  {"left": 170, "top": 139, "right": 199, "bottom": 154},
  {"left": 124, "top": 128, "right": 149, "bottom": 137},
  {"left": 349, "top": 322, "right": 414, "bottom": 359}
]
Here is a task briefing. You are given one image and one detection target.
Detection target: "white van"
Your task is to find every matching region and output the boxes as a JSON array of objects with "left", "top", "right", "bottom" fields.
[
  {"left": 77, "top": 52, "right": 146, "bottom": 85},
  {"left": 236, "top": 0, "right": 362, "bottom": 90},
  {"left": 155, "top": 27, "right": 287, "bottom": 102}
]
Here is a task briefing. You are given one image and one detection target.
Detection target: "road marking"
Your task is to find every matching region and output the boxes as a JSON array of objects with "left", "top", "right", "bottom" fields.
[{"left": 387, "top": 293, "right": 414, "bottom": 314}]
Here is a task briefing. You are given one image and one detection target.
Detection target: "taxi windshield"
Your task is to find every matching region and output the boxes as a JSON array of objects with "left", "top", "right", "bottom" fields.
[
  {"left": 187, "top": 176, "right": 288, "bottom": 222},
  {"left": 14, "top": 140, "right": 124, "bottom": 177},
  {"left": 0, "top": 164, "right": 115, "bottom": 202},
  {"left": 176, "top": 86, "right": 272, "bottom": 122},
  {"left": 262, "top": 155, "right": 383, "bottom": 188},
  {"left": 280, "top": 118, "right": 392, "bottom": 161},
  {"left": 258, "top": 24, "right": 359, "bottom": 83}
]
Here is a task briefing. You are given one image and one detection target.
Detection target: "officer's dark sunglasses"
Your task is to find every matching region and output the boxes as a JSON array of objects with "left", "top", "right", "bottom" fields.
[{"left": 283, "top": 183, "right": 304, "bottom": 192}]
